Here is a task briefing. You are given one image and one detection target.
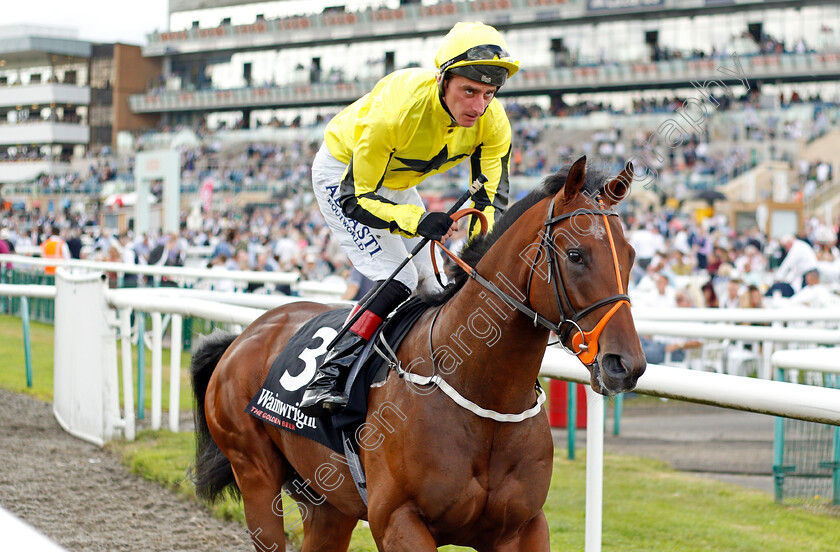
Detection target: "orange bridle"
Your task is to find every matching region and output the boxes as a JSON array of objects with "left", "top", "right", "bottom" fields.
[
  {"left": 431, "top": 197, "right": 630, "bottom": 366},
  {"left": 566, "top": 200, "right": 630, "bottom": 364}
]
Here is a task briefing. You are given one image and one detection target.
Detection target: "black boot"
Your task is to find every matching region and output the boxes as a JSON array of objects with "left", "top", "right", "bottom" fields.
[
  {"left": 298, "top": 332, "right": 367, "bottom": 417},
  {"left": 299, "top": 279, "right": 411, "bottom": 417}
]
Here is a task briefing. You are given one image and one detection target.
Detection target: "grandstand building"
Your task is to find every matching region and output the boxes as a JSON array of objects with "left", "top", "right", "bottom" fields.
[
  {"left": 130, "top": 0, "right": 840, "bottom": 128},
  {"left": 0, "top": 25, "right": 160, "bottom": 185}
]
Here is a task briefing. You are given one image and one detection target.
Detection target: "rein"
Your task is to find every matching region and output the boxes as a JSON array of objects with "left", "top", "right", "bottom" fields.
[
  {"left": 405, "top": 207, "right": 546, "bottom": 423},
  {"left": 404, "top": 197, "right": 629, "bottom": 423},
  {"left": 432, "top": 196, "right": 630, "bottom": 366}
]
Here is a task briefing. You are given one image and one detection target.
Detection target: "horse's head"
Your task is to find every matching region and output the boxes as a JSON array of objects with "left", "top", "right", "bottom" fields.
[{"left": 529, "top": 156, "right": 646, "bottom": 395}]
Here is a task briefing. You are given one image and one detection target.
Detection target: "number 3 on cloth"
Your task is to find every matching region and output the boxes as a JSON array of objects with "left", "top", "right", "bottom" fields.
[{"left": 279, "top": 327, "right": 338, "bottom": 392}]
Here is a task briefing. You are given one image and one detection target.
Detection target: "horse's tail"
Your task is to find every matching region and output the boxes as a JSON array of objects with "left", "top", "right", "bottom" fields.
[{"left": 190, "top": 329, "right": 241, "bottom": 502}]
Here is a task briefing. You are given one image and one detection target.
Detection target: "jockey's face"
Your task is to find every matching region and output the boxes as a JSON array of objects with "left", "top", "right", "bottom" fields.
[{"left": 441, "top": 74, "right": 498, "bottom": 127}]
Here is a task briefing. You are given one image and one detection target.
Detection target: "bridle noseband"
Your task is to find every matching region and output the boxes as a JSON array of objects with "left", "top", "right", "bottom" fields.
[
  {"left": 528, "top": 195, "right": 630, "bottom": 364},
  {"left": 433, "top": 195, "right": 630, "bottom": 366}
]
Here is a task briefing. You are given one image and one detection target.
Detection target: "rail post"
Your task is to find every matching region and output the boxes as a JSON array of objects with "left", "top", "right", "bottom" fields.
[
  {"left": 120, "top": 308, "right": 136, "bottom": 441},
  {"left": 137, "top": 314, "right": 146, "bottom": 420},
  {"left": 567, "top": 381, "right": 576, "bottom": 460},
  {"left": 168, "top": 314, "right": 183, "bottom": 432},
  {"left": 21, "top": 296, "right": 33, "bottom": 388},
  {"left": 151, "top": 312, "right": 163, "bottom": 430},
  {"left": 585, "top": 385, "right": 604, "bottom": 552}
]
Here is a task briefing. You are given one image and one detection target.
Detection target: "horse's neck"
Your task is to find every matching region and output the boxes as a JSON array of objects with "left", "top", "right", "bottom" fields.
[{"left": 436, "top": 223, "right": 550, "bottom": 413}]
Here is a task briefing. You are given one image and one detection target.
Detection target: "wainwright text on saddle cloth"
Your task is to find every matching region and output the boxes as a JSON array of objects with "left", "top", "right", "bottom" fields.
[
  {"left": 246, "top": 308, "right": 349, "bottom": 453},
  {"left": 245, "top": 298, "right": 431, "bottom": 453}
]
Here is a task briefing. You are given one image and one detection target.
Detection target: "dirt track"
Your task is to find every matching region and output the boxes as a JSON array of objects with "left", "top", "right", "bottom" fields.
[{"left": 0, "top": 389, "right": 252, "bottom": 552}]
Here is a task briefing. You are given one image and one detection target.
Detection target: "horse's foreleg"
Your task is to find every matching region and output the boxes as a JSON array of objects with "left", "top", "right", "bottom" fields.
[
  {"left": 490, "top": 512, "right": 550, "bottom": 552},
  {"left": 231, "top": 461, "right": 290, "bottom": 552},
  {"left": 370, "top": 504, "right": 438, "bottom": 551},
  {"left": 296, "top": 497, "right": 358, "bottom": 552}
]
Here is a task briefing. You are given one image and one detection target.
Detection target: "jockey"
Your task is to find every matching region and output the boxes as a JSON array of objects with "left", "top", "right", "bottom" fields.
[{"left": 300, "top": 21, "right": 519, "bottom": 417}]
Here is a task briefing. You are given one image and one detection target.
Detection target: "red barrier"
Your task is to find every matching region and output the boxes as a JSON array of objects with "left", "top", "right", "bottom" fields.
[{"left": 548, "top": 380, "right": 587, "bottom": 428}]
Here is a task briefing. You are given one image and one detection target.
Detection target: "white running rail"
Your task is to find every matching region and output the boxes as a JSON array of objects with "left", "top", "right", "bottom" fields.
[{"left": 4, "top": 275, "right": 840, "bottom": 552}]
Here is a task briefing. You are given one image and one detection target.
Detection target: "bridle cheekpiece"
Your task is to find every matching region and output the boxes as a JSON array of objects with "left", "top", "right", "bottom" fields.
[{"left": 430, "top": 194, "right": 631, "bottom": 366}]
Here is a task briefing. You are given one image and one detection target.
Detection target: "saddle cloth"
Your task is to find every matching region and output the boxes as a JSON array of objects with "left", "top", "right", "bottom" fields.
[{"left": 245, "top": 297, "right": 430, "bottom": 454}]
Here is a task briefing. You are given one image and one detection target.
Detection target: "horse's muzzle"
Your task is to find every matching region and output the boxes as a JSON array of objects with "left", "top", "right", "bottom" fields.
[{"left": 592, "top": 353, "right": 645, "bottom": 396}]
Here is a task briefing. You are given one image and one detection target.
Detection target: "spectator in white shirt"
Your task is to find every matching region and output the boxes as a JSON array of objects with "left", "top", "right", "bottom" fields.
[
  {"left": 734, "top": 244, "right": 767, "bottom": 288},
  {"left": 816, "top": 161, "right": 830, "bottom": 185},
  {"left": 721, "top": 277, "right": 743, "bottom": 309},
  {"left": 774, "top": 235, "right": 818, "bottom": 292},
  {"left": 117, "top": 233, "right": 140, "bottom": 288},
  {"left": 646, "top": 273, "right": 677, "bottom": 309},
  {"left": 631, "top": 223, "right": 665, "bottom": 270},
  {"left": 790, "top": 269, "right": 836, "bottom": 307},
  {"left": 639, "top": 288, "right": 703, "bottom": 364},
  {"left": 208, "top": 254, "right": 236, "bottom": 293}
]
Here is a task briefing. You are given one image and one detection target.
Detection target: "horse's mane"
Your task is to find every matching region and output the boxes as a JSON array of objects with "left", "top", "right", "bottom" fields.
[{"left": 421, "top": 162, "right": 611, "bottom": 306}]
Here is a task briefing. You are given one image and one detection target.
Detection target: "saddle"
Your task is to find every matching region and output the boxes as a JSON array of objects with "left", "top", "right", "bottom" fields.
[{"left": 246, "top": 296, "right": 430, "bottom": 452}]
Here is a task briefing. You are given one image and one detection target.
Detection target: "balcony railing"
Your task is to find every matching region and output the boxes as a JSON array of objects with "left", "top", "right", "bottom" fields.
[
  {"left": 144, "top": 0, "right": 576, "bottom": 56},
  {"left": 0, "top": 84, "right": 90, "bottom": 110},
  {"left": 0, "top": 122, "right": 89, "bottom": 146},
  {"left": 144, "top": 0, "right": 831, "bottom": 58},
  {"left": 0, "top": 160, "right": 73, "bottom": 184},
  {"left": 129, "top": 51, "right": 840, "bottom": 114}
]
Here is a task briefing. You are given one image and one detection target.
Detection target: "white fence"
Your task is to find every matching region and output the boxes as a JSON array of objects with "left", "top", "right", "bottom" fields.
[
  {"left": 52, "top": 271, "right": 122, "bottom": 446},
  {"left": 4, "top": 273, "right": 840, "bottom": 552},
  {"left": 0, "top": 253, "right": 298, "bottom": 285},
  {"left": 0, "top": 254, "right": 346, "bottom": 299},
  {"left": 540, "top": 352, "right": 840, "bottom": 552},
  {"left": 771, "top": 347, "right": 840, "bottom": 375},
  {"left": 634, "top": 306, "right": 840, "bottom": 323}
]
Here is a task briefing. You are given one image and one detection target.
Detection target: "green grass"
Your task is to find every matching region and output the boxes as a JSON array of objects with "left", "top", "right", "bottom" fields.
[
  {"left": 110, "top": 429, "right": 840, "bottom": 551},
  {"left": 0, "top": 313, "right": 56, "bottom": 400},
  {"left": 0, "top": 313, "right": 194, "bottom": 411},
  {"left": 5, "top": 312, "right": 840, "bottom": 550},
  {"left": 548, "top": 455, "right": 840, "bottom": 551}
]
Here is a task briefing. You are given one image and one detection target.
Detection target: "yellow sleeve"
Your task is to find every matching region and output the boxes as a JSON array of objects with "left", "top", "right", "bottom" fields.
[
  {"left": 468, "top": 107, "right": 512, "bottom": 239},
  {"left": 337, "top": 105, "right": 425, "bottom": 237}
]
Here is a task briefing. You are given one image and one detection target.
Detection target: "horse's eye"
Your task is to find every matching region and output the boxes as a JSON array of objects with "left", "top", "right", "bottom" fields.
[{"left": 567, "top": 250, "right": 583, "bottom": 264}]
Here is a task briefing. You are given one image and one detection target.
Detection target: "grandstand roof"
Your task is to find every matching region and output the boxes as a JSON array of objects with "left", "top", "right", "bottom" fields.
[
  {"left": 170, "top": 0, "right": 261, "bottom": 13},
  {"left": 0, "top": 26, "right": 91, "bottom": 69},
  {"left": 147, "top": 0, "right": 840, "bottom": 59}
]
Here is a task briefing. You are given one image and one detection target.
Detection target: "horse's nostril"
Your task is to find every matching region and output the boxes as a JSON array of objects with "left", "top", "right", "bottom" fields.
[{"left": 602, "top": 354, "right": 628, "bottom": 379}]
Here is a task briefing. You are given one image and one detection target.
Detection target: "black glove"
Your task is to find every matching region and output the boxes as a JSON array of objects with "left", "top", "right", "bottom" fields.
[{"left": 416, "top": 211, "right": 454, "bottom": 241}]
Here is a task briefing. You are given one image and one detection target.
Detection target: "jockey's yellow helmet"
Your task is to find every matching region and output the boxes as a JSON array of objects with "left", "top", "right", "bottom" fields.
[{"left": 435, "top": 22, "right": 520, "bottom": 88}]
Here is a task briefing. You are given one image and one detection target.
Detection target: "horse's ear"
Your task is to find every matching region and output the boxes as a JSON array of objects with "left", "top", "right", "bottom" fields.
[
  {"left": 602, "top": 161, "right": 633, "bottom": 207},
  {"left": 562, "top": 156, "right": 587, "bottom": 205}
]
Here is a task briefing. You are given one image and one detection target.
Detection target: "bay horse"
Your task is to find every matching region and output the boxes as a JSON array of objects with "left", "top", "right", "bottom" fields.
[{"left": 191, "top": 156, "right": 646, "bottom": 551}]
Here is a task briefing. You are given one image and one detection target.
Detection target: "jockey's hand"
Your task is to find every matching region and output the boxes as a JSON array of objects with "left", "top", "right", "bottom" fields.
[{"left": 417, "top": 211, "right": 456, "bottom": 242}]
